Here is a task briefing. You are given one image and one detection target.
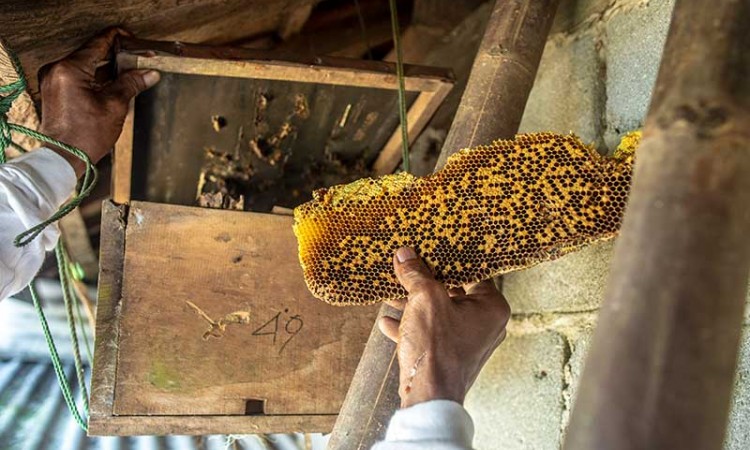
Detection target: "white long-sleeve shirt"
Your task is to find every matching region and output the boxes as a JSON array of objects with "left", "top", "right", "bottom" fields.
[
  {"left": 0, "top": 148, "right": 474, "bottom": 449},
  {"left": 0, "top": 148, "right": 76, "bottom": 300},
  {"left": 374, "top": 400, "right": 474, "bottom": 449}
]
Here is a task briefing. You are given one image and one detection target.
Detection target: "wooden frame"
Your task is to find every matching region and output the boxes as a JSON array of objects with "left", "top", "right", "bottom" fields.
[
  {"left": 89, "top": 201, "right": 384, "bottom": 435},
  {"left": 93, "top": 40, "right": 453, "bottom": 436},
  {"left": 112, "top": 38, "right": 454, "bottom": 203}
]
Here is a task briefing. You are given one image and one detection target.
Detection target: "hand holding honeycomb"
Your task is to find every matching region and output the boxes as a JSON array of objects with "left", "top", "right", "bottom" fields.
[{"left": 294, "top": 132, "right": 639, "bottom": 305}]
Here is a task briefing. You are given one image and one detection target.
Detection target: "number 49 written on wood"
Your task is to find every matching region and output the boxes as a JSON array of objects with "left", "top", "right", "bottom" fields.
[
  {"left": 252, "top": 309, "right": 304, "bottom": 354},
  {"left": 186, "top": 301, "right": 303, "bottom": 352}
]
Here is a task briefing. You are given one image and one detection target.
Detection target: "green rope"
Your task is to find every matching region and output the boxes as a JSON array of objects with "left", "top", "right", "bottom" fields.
[
  {"left": 57, "top": 243, "right": 90, "bottom": 415},
  {"left": 0, "top": 45, "right": 27, "bottom": 165},
  {"left": 0, "top": 44, "right": 98, "bottom": 247},
  {"left": 31, "top": 283, "right": 89, "bottom": 430},
  {"left": 388, "top": 0, "right": 410, "bottom": 173},
  {"left": 2, "top": 40, "right": 94, "bottom": 431},
  {"left": 72, "top": 279, "right": 95, "bottom": 365}
]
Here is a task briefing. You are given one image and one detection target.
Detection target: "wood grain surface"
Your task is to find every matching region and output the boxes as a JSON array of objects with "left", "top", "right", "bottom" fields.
[{"left": 114, "top": 201, "right": 378, "bottom": 417}]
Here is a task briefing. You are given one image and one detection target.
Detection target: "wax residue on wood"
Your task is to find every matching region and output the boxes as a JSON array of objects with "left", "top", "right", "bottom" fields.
[{"left": 186, "top": 300, "right": 251, "bottom": 340}]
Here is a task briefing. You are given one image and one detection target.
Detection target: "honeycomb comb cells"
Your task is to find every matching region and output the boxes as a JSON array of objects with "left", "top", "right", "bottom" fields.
[{"left": 294, "top": 132, "right": 640, "bottom": 306}]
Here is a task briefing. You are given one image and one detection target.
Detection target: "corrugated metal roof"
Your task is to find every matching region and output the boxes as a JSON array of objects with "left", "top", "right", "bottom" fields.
[{"left": 0, "top": 281, "right": 329, "bottom": 450}]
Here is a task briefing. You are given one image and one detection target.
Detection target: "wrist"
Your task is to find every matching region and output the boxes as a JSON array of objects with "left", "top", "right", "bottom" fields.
[
  {"left": 39, "top": 123, "right": 87, "bottom": 178},
  {"left": 400, "top": 359, "right": 466, "bottom": 408}
]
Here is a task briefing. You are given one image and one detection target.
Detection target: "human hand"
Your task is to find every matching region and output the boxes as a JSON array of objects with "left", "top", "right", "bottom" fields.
[
  {"left": 378, "top": 247, "right": 511, "bottom": 408},
  {"left": 38, "top": 28, "right": 160, "bottom": 177}
]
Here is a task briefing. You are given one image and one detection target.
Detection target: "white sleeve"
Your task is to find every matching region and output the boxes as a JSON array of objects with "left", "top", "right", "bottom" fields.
[
  {"left": 372, "top": 400, "right": 475, "bottom": 450},
  {"left": 0, "top": 148, "right": 77, "bottom": 300}
]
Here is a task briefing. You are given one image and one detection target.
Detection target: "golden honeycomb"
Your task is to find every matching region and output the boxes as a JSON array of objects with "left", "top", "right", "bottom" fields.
[{"left": 294, "top": 132, "right": 640, "bottom": 305}]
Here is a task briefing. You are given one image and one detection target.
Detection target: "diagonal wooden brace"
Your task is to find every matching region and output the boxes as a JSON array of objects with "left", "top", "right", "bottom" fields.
[{"left": 328, "top": 1, "right": 560, "bottom": 448}]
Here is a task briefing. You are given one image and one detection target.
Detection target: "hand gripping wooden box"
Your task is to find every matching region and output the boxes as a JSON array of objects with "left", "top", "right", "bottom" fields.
[{"left": 89, "top": 39, "right": 453, "bottom": 435}]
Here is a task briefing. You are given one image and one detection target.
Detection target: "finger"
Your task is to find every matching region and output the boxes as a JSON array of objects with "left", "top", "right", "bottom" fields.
[
  {"left": 107, "top": 69, "right": 160, "bottom": 101},
  {"left": 393, "top": 247, "right": 450, "bottom": 303},
  {"left": 67, "top": 28, "right": 129, "bottom": 74},
  {"left": 385, "top": 297, "right": 407, "bottom": 311},
  {"left": 464, "top": 278, "right": 499, "bottom": 296},
  {"left": 448, "top": 287, "right": 465, "bottom": 298},
  {"left": 378, "top": 316, "right": 400, "bottom": 343},
  {"left": 75, "top": 27, "right": 126, "bottom": 60}
]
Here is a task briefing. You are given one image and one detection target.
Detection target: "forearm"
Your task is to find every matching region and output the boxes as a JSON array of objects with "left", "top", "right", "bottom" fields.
[
  {"left": 372, "top": 400, "right": 475, "bottom": 450},
  {"left": 0, "top": 148, "right": 76, "bottom": 300}
]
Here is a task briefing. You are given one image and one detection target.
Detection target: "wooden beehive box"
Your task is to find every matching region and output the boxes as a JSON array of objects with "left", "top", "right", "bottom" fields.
[{"left": 89, "top": 39, "right": 453, "bottom": 435}]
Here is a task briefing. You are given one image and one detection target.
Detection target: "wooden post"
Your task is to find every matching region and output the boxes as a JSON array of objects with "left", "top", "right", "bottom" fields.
[
  {"left": 564, "top": 0, "right": 750, "bottom": 448},
  {"left": 328, "top": 1, "right": 559, "bottom": 448},
  {"left": 435, "top": 0, "right": 560, "bottom": 168}
]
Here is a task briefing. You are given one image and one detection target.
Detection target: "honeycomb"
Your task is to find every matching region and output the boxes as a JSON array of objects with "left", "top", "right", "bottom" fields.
[{"left": 294, "top": 132, "right": 640, "bottom": 305}]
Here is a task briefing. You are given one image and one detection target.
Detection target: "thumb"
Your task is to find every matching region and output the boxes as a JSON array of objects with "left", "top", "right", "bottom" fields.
[
  {"left": 393, "top": 247, "right": 449, "bottom": 301},
  {"left": 108, "top": 69, "right": 160, "bottom": 101},
  {"left": 378, "top": 316, "right": 400, "bottom": 343}
]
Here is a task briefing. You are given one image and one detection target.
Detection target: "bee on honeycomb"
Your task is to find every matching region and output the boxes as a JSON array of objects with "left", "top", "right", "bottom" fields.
[{"left": 294, "top": 132, "right": 640, "bottom": 306}]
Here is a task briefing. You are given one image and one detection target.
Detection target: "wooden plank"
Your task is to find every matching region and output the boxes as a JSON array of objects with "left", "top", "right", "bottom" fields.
[
  {"left": 1, "top": 0, "right": 320, "bottom": 96},
  {"left": 89, "top": 201, "right": 127, "bottom": 424},
  {"left": 112, "top": 55, "right": 137, "bottom": 205},
  {"left": 130, "top": 54, "right": 450, "bottom": 92},
  {"left": 114, "top": 201, "right": 379, "bottom": 417},
  {"left": 116, "top": 36, "right": 453, "bottom": 84},
  {"left": 372, "top": 83, "right": 453, "bottom": 174},
  {"left": 88, "top": 414, "right": 336, "bottom": 436},
  {"left": 112, "top": 99, "right": 134, "bottom": 204}
]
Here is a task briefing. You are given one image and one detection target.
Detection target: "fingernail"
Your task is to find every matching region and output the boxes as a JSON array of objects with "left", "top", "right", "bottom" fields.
[
  {"left": 143, "top": 70, "right": 160, "bottom": 88},
  {"left": 396, "top": 247, "right": 417, "bottom": 263}
]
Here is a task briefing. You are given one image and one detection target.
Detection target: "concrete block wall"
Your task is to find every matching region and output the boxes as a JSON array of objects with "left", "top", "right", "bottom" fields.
[{"left": 465, "top": 0, "right": 750, "bottom": 448}]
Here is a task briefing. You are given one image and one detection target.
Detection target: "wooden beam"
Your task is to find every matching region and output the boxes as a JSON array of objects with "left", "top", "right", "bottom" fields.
[
  {"left": 564, "top": 0, "right": 750, "bottom": 448},
  {"left": 124, "top": 54, "right": 449, "bottom": 91},
  {"left": 436, "top": 0, "right": 561, "bottom": 168},
  {"left": 373, "top": 85, "right": 453, "bottom": 174},
  {"left": 383, "top": 0, "right": 487, "bottom": 64},
  {"left": 277, "top": 3, "right": 315, "bottom": 41},
  {"left": 328, "top": 1, "right": 560, "bottom": 448},
  {"left": 374, "top": 1, "right": 493, "bottom": 174},
  {"left": 1, "top": 0, "right": 320, "bottom": 96},
  {"left": 89, "top": 201, "right": 127, "bottom": 429}
]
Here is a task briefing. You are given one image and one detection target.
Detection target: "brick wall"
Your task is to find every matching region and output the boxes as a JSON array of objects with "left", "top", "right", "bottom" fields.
[{"left": 463, "top": 0, "right": 750, "bottom": 448}]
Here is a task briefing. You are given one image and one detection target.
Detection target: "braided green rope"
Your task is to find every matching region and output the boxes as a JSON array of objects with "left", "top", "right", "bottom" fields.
[
  {"left": 72, "top": 282, "right": 95, "bottom": 365},
  {"left": 57, "top": 244, "right": 90, "bottom": 415},
  {"left": 0, "top": 45, "right": 98, "bottom": 247},
  {"left": 30, "top": 283, "right": 89, "bottom": 430},
  {"left": 0, "top": 46, "right": 26, "bottom": 165},
  {"left": 2, "top": 41, "right": 94, "bottom": 431},
  {"left": 388, "top": 0, "right": 410, "bottom": 174}
]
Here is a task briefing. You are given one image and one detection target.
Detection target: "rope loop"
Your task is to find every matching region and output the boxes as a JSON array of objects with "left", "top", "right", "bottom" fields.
[
  {"left": 2, "top": 39, "right": 94, "bottom": 431},
  {"left": 0, "top": 42, "right": 98, "bottom": 247}
]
